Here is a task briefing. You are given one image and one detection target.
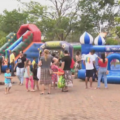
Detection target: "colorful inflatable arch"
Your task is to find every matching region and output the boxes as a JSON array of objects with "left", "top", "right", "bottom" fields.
[{"left": 39, "top": 41, "right": 73, "bottom": 57}]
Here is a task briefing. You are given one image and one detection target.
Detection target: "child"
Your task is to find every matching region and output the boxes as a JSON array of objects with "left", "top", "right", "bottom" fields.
[
  {"left": 4, "top": 68, "right": 12, "bottom": 94},
  {"left": 32, "top": 58, "right": 36, "bottom": 68},
  {"left": 33, "top": 63, "right": 39, "bottom": 91},
  {"left": 24, "top": 60, "right": 35, "bottom": 92},
  {"left": 51, "top": 61, "right": 58, "bottom": 88}
]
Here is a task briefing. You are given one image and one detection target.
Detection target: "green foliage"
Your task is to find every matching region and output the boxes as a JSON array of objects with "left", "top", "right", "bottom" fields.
[
  {"left": 0, "top": 9, "right": 28, "bottom": 33},
  {"left": 0, "top": 37, "right": 6, "bottom": 47},
  {"left": 0, "top": 31, "right": 7, "bottom": 47},
  {"left": 18, "top": 0, "right": 79, "bottom": 41},
  {"left": 77, "top": 0, "right": 118, "bottom": 36},
  {"left": 0, "top": 0, "right": 119, "bottom": 44},
  {"left": 106, "top": 38, "right": 119, "bottom": 45}
]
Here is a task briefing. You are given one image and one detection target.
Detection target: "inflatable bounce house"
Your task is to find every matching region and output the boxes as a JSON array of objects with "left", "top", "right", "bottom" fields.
[
  {"left": 0, "top": 24, "right": 43, "bottom": 72},
  {"left": 78, "top": 32, "right": 120, "bottom": 84}
]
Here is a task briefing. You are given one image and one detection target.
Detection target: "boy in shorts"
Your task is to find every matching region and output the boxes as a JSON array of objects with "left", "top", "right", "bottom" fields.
[
  {"left": 4, "top": 68, "right": 12, "bottom": 94},
  {"left": 83, "top": 50, "right": 95, "bottom": 89}
]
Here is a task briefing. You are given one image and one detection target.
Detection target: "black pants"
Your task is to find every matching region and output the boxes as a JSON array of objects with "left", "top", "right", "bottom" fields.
[
  {"left": 7, "top": 62, "right": 10, "bottom": 68},
  {"left": 93, "top": 67, "right": 98, "bottom": 80},
  {"left": 11, "top": 63, "right": 15, "bottom": 76}
]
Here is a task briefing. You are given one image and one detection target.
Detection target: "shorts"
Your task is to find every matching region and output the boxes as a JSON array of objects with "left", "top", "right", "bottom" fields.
[
  {"left": 5, "top": 83, "right": 12, "bottom": 88},
  {"left": 86, "top": 70, "right": 93, "bottom": 78},
  {"left": 33, "top": 76, "right": 39, "bottom": 81}
]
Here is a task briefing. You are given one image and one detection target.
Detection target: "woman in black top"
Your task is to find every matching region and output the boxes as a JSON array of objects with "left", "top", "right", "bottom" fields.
[{"left": 33, "top": 63, "right": 39, "bottom": 91}]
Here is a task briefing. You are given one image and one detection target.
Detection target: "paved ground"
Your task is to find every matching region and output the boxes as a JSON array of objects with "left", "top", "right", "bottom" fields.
[{"left": 0, "top": 74, "right": 120, "bottom": 120}]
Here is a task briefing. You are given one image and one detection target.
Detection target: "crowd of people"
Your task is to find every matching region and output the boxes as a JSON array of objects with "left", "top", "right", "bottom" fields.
[
  {"left": 3, "top": 48, "right": 110, "bottom": 94},
  {"left": 83, "top": 50, "right": 108, "bottom": 89},
  {"left": 4, "top": 49, "right": 73, "bottom": 94}
]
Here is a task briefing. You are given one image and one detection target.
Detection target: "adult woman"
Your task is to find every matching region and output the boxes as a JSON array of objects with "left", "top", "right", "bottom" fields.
[
  {"left": 38, "top": 49, "right": 58, "bottom": 94},
  {"left": 98, "top": 53, "right": 108, "bottom": 88}
]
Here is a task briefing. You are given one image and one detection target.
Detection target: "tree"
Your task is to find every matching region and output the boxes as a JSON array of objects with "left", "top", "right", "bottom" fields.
[
  {"left": 0, "top": 9, "right": 28, "bottom": 34},
  {"left": 115, "top": 0, "right": 120, "bottom": 38},
  {"left": 17, "top": 0, "right": 79, "bottom": 41},
  {"left": 106, "top": 38, "right": 119, "bottom": 45},
  {"left": 14, "top": 0, "right": 119, "bottom": 42},
  {"left": 0, "top": 31, "right": 7, "bottom": 47},
  {"left": 77, "top": 0, "right": 119, "bottom": 36}
]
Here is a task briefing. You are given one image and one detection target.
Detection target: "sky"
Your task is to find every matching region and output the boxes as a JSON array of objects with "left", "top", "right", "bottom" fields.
[
  {"left": 1, "top": 0, "right": 119, "bottom": 14},
  {"left": 0, "top": 0, "right": 50, "bottom": 13}
]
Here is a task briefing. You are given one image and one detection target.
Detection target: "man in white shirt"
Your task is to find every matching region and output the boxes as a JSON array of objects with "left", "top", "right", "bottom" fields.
[{"left": 83, "top": 50, "right": 95, "bottom": 89}]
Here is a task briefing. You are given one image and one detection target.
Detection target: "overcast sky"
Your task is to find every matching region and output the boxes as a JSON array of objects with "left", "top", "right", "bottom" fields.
[
  {"left": 0, "top": 0, "right": 50, "bottom": 13},
  {"left": 0, "top": 0, "right": 119, "bottom": 14}
]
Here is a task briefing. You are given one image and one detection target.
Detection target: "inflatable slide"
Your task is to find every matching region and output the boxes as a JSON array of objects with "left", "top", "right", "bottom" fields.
[
  {"left": 0, "top": 32, "right": 16, "bottom": 57},
  {"left": 1, "top": 24, "right": 42, "bottom": 72}
]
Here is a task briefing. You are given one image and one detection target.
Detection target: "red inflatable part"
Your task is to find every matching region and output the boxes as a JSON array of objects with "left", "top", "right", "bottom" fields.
[{"left": 17, "top": 24, "right": 41, "bottom": 42}]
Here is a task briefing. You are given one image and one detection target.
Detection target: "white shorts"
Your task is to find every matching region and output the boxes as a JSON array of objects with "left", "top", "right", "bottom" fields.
[{"left": 5, "top": 83, "right": 12, "bottom": 88}]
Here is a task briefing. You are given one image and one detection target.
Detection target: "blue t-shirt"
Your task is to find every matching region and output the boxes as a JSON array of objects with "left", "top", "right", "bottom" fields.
[{"left": 4, "top": 73, "right": 11, "bottom": 84}]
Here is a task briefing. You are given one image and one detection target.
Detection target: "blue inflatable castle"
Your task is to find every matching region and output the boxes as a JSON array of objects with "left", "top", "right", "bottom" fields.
[{"left": 78, "top": 32, "right": 120, "bottom": 84}]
